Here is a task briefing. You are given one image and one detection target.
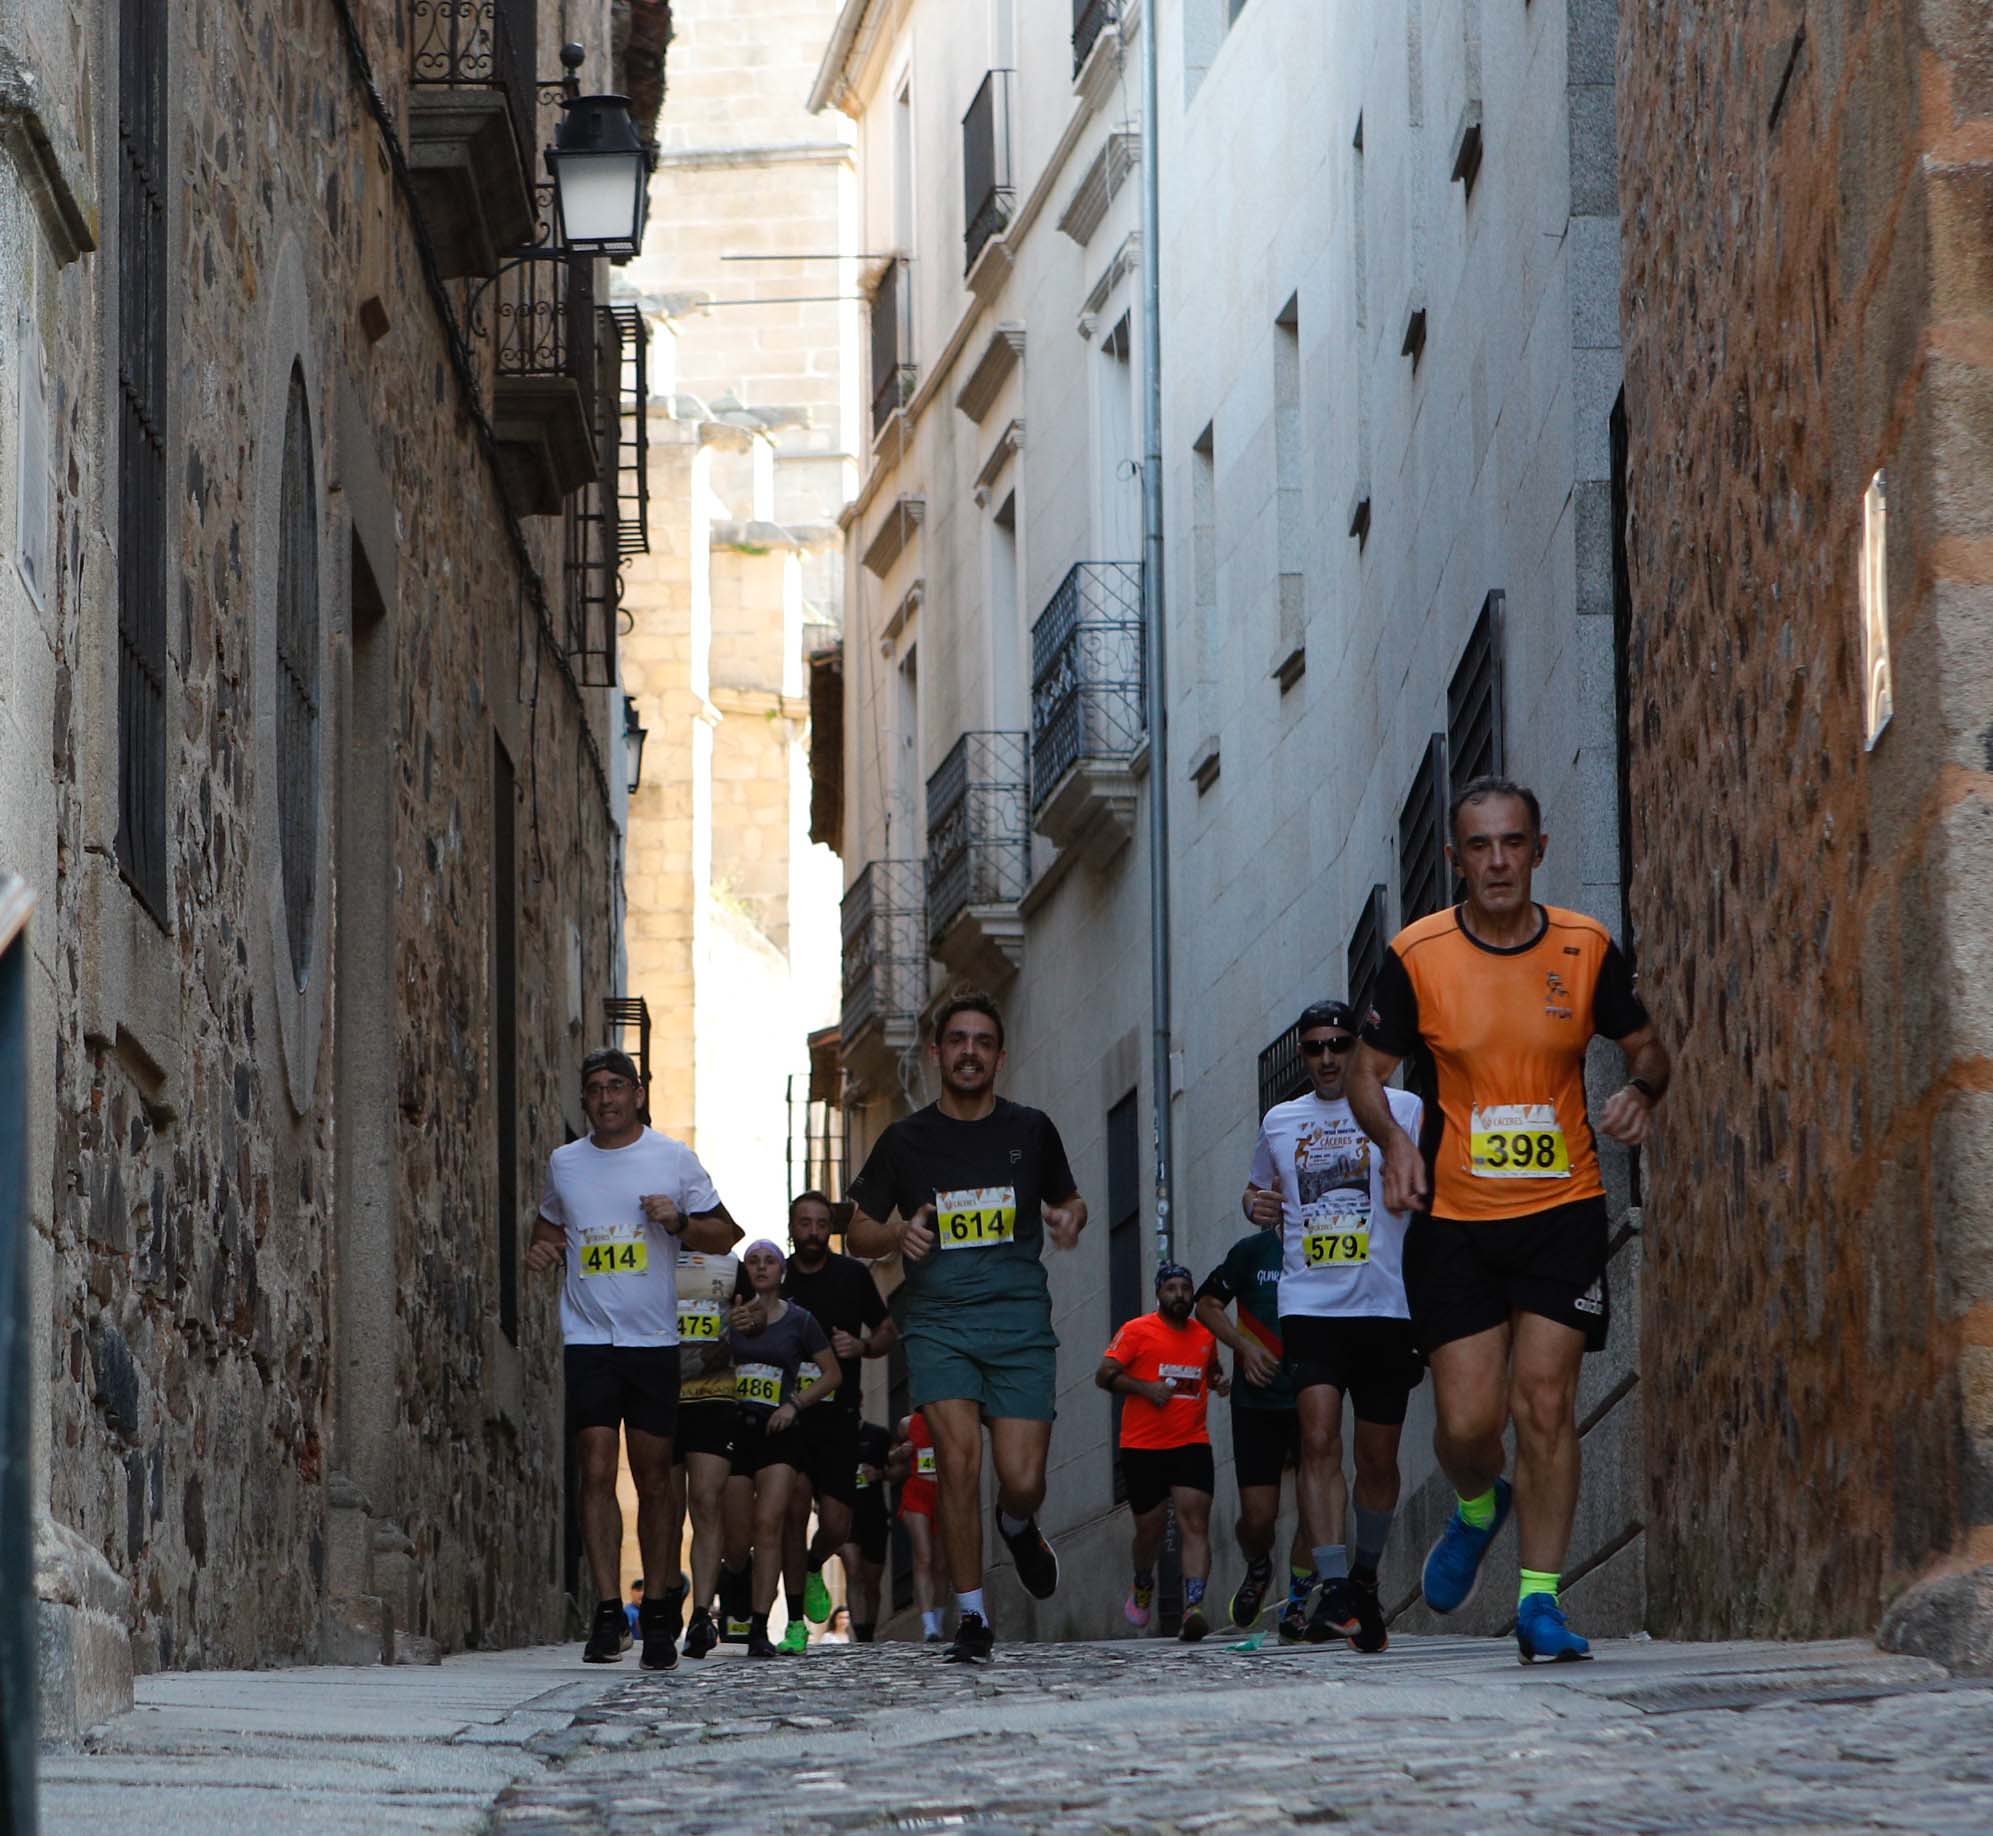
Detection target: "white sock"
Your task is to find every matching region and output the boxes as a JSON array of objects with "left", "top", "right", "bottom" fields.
[
  {"left": 956, "top": 1588, "right": 988, "bottom": 1621},
  {"left": 997, "top": 1509, "right": 1032, "bottom": 1538},
  {"left": 921, "top": 1609, "right": 942, "bottom": 1636}
]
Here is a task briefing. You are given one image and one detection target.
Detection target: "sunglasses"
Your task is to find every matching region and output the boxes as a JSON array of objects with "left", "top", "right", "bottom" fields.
[{"left": 1300, "top": 1036, "right": 1357, "bottom": 1058}]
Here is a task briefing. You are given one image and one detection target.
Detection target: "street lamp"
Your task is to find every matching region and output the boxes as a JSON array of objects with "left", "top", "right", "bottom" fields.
[
  {"left": 546, "top": 46, "right": 656, "bottom": 259},
  {"left": 622, "top": 694, "right": 648, "bottom": 795}
]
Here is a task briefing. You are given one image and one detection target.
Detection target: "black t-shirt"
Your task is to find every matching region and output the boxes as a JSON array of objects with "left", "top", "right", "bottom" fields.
[
  {"left": 846, "top": 1098, "right": 1078, "bottom": 1317},
  {"left": 780, "top": 1253, "right": 888, "bottom": 1414}
]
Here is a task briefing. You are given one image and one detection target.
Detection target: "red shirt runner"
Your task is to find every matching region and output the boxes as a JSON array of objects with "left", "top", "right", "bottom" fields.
[{"left": 1104, "top": 1312, "right": 1220, "bottom": 1450}]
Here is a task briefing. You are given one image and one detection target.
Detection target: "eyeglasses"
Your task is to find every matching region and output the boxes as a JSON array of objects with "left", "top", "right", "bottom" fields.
[
  {"left": 1300, "top": 1036, "right": 1357, "bottom": 1058},
  {"left": 583, "top": 1077, "right": 635, "bottom": 1096}
]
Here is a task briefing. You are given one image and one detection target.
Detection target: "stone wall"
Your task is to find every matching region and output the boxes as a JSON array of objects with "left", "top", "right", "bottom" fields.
[{"left": 1618, "top": 1, "right": 1993, "bottom": 1644}]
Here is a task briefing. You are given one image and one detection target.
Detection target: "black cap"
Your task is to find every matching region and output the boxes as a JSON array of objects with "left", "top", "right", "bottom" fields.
[{"left": 1295, "top": 999, "right": 1358, "bottom": 1035}]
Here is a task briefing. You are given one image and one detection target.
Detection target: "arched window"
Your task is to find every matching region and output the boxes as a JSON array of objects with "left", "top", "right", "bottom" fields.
[{"left": 276, "top": 364, "right": 320, "bottom": 988}]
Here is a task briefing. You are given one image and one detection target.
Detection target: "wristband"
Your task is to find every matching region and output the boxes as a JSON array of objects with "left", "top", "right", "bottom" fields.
[{"left": 1628, "top": 1076, "right": 1661, "bottom": 1105}]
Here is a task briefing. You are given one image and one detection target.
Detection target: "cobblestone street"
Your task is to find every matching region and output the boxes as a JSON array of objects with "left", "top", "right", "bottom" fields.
[{"left": 494, "top": 1634, "right": 1993, "bottom": 1836}]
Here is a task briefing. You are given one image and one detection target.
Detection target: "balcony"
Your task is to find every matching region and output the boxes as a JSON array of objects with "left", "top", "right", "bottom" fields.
[
  {"left": 962, "top": 70, "right": 1015, "bottom": 282},
  {"left": 492, "top": 245, "right": 599, "bottom": 514},
  {"left": 1073, "top": 0, "right": 1118, "bottom": 80},
  {"left": 926, "top": 731, "right": 1029, "bottom": 988},
  {"left": 1031, "top": 562, "right": 1145, "bottom": 865},
  {"left": 869, "top": 256, "right": 914, "bottom": 439},
  {"left": 407, "top": 0, "right": 538, "bottom": 278},
  {"left": 840, "top": 860, "right": 927, "bottom": 1099},
  {"left": 561, "top": 304, "right": 649, "bottom": 684}
]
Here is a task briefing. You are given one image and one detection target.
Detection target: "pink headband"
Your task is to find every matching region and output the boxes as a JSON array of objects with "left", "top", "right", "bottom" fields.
[{"left": 743, "top": 1238, "right": 785, "bottom": 1262}]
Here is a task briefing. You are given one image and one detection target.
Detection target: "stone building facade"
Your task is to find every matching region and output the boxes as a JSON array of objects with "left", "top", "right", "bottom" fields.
[
  {"left": 0, "top": 0, "right": 661, "bottom": 1732},
  {"left": 1619, "top": 2, "right": 1993, "bottom": 1659}
]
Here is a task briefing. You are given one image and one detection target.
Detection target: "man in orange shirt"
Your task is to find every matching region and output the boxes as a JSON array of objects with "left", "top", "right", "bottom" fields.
[
  {"left": 1096, "top": 1265, "right": 1229, "bottom": 1642},
  {"left": 1346, "top": 776, "right": 1670, "bottom": 1663}
]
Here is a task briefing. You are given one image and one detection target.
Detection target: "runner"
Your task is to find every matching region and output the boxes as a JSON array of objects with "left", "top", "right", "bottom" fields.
[
  {"left": 1244, "top": 998, "right": 1424, "bottom": 1654},
  {"left": 840, "top": 1418, "right": 894, "bottom": 1642},
  {"left": 725, "top": 1239, "right": 842, "bottom": 1657},
  {"left": 891, "top": 1410, "right": 944, "bottom": 1641},
  {"left": 526, "top": 1048, "right": 740, "bottom": 1670},
  {"left": 778, "top": 1189, "right": 898, "bottom": 1651},
  {"left": 1345, "top": 775, "right": 1670, "bottom": 1663},
  {"left": 671, "top": 1243, "right": 756, "bottom": 1659},
  {"left": 845, "top": 993, "right": 1085, "bottom": 1664},
  {"left": 1193, "top": 1225, "right": 1317, "bottom": 1640},
  {"left": 1097, "top": 1265, "right": 1227, "bottom": 1641}
]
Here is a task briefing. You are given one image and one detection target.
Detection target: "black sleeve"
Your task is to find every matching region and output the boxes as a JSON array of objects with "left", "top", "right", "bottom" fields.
[
  {"left": 1361, "top": 948, "right": 1422, "bottom": 1058},
  {"left": 1593, "top": 940, "right": 1651, "bottom": 1041},
  {"left": 845, "top": 1126, "right": 901, "bottom": 1224},
  {"left": 1195, "top": 1250, "right": 1237, "bottom": 1307},
  {"left": 1037, "top": 1114, "right": 1079, "bottom": 1202},
  {"left": 854, "top": 1267, "right": 888, "bottom": 1330}
]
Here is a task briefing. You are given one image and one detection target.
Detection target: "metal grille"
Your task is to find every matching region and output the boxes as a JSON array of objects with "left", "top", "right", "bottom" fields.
[
  {"left": 1346, "top": 883, "right": 1389, "bottom": 1024},
  {"left": 115, "top": 0, "right": 169, "bottom": 919},
  {"left": 1256, "top": 1027, "right": 1310, "bottom": 1120},
  {"left": 409, "top": 0, "right": 537, "bottom": 176},
  {"left": 604, "top": 995, "right": 653, "bottom": 1119},
  {"left": 276, "top": 368, "right": 321, "bottom": 988},
  {"left": 925, "top": 731, "right": 1029, "bottom": 947},
  {"left": 496, "top": 79, "right": 598, "bottom": 427},
  {"left": 840, "top": 860, "right": 927, "bottom": 1043},
  {"left": 1399, "top": 736, "right": 1448, "bottom": 927},
  {"left": 1030, "top": 562, "right": 1145, "bottom": 814},
  {"left": 962, "top": 70, "right": 1015, "bottom": 273},
  {"left": 562, "top": 307, "right": 625, "bottom": 685},
  {"left": 786, "top": 1072, "right": 848, "bottom": 1204},
  {"left": 607, "top": 305, "right": 650, "bottom": 560},
  {"left": 869, "top": 257, "right": 913, "bottom": 436},
  {"left": 1073, "top": 0, "right": 1117, "bottom": 75}
]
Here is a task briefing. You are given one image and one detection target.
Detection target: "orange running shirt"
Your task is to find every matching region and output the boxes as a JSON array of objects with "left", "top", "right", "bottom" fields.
[
  {"left": 1104, "top": 1311, "right": 1220, "bottom": 1450},
  {"left": 1363, "top": 904, "right": 1648, "bottom": 1223}
]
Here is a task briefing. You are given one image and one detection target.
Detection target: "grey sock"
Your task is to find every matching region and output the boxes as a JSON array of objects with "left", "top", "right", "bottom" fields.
[
  {"left": 1353, "top": 1505, "right": 1394, "bottom": 1574},
  {"left": 1312, "top": 1543, "right": 1348, "bottom": 1582}
]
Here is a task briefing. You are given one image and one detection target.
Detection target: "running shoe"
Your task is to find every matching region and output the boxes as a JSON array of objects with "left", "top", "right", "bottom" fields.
[
  {"left": 923, "top": 1630, "right": 943, "bottom": 1644},
  {"left": 945, "top": 1611, "right": 995, "bottom": 1664},
  {"left": 1123, "top": 1579, "right": 1155, "bottom": 1629},
  {"left": 682, "top": 1610, "right": 717, "bottom": 1660},
  {"left": 1276, "top": 1598, "right": 1312, "bottom": 1644},
  {"left": 1421, "top": 1476, "right": 1512, "bottom": 1615},
  {"left": 804, "top": 1568, "right": 834, "bottom": 1625},
  {"left": 1516, "top": 1593, "right": 1591, "bottom": 1664},
  {"left": 583, "top": 1601, "right": 627, "bottom": 1663},
  {"left": 659, "top": 1582, "right": 687, "bottom": 1645},
  {"left": 638, "top": 1601, "right": 679, "bottom": 1671},
  {"left": 746, "top": 1626, "right": 780, "bottom": 1659},
  {"left": 1178, "top": 1604, "right": 1209, "bottom": 1644},
  {"left": 1346, "top": 1577, "right": 1388, "bottom": 1654},
  {"left": 778, "top": 1618, "right": 810, "bottom": 1655},
  {"left": 1229, "top": 1558, "right": 1275, "bottom": 1629},
  {"left": 997, "top": 1512, "right": 1060, "bottom": 1600},
  {"left": 1308, "top": 1578, "right": 1362, "bottom": 1643}
]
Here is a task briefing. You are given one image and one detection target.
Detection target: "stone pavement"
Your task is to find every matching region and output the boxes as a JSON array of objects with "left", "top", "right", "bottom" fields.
[{"left": 38, "top": 1630, "right": 1993, "bottom": 1835}]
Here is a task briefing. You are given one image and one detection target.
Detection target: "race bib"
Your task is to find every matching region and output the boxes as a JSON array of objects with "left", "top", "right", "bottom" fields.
[
  {"left": 856, "top": 1466, "right": 872, "bottom": 1490},
  {"left": 677, "top": 1299, "right": 723, "bottom": 1341},
  {"left": 799, "top": 1359, "right": 825, "bottom": 1390},
  {"left": 1159, "top": 1361, "right": 1205, "bottom": 1400},
  {"left": 1303, "top": 1219, "right": 1371, "bottom": 1265},
  {"left": 580, "top": 1235, "right": 647, "bottom": 1277},
  {"left": 680, "top": 1374, "right": 737, "bottom": 1404},
  {"left": 915, "top": 1446, "right": 937, "bottom": 1478},
  {"left": 936, "top": 1186, "right": 1017, "bottom": 1250},
  {"left": 736, "top": 1362, "right": 782, "bottom": 1407},
  {"left": 1470, "top": 1104, "right": 1570, "bottom": 1179}
]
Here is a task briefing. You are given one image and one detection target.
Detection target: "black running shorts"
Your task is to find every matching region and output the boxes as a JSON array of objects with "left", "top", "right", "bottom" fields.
[
  {"left": 1277, "top": 1316, "right": 1424, "bottom": 1425},
  {"left": 851, "top": 1488, "right": 890, "bottom": 1565},
  {"left": 1228, "top": 1404, "right": 1300, "bottom": 1491},
  {"left": 791, "top": 1407, "right": 862, "bottom": 1508},
  {"left": 1402, "top": 1195, "right": 1611, "bottom": 1354},
  {"left": 729, "top": 1408, "right": 805, "bottom": 1478},
  {"left": 1119, "top": 1442, "right": 1216, "bottom": 1516},
  {"left": 673, "top": 1400, "right": 736, "bottom": 1464},
  {"left": 564, "top": 1344, "right": 680, "bottom": 1439}
]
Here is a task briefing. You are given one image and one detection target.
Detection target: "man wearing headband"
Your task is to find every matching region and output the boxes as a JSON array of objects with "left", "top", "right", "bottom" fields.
[
  {"left": 1243, "top": 998, "right": 1423, "bottom": 1653},
  {"left": 1096, "top": 1264, "right": 1228, "bottom": 1641},
  {"left": 527, "top": 1047, "right": 740, "bottom": 1670}
]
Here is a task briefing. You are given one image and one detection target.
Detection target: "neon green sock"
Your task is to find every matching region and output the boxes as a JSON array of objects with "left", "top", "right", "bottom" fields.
[
  {"left": 1519, "top": 1568, "right": 1559, "bottom": 1605},
  {"left": 1457, "top": 1487, "right": 1499, "bottom": 1530}
]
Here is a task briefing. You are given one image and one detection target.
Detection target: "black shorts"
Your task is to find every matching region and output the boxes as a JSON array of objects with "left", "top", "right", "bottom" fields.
[
  {"left": 1229, "top": 1404, "right": 1300, "bottom": 1491},
  {"left": 729, "top": 1407, "right": 804, "bottom": 1478},
  {"left": 1277, "top": 1316, "right": 1424, "bottom": 1425},
  {"left": 564, "top": 1344, "right": 680, "bottom": 1439},
  {"left": 790, "top": 1407, "right": 862, "bottom": 1508},
  {"left": 674, "top": 1400, "right": 736, "bottom": 1463},
  {"left": 850, "top": 1487, "right": 890, "bottom": 1564},
  {"left": 1403, "top": 1196, "right": 1612, "bottom": 1354},
  {"left": 1119, "top": 1442, "right": 1216, "bottom": 1516}
]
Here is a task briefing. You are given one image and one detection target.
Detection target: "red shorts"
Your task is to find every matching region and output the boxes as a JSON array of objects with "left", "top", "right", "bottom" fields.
[{"left": 898, "top": 1479, "right": 937, "bottom": 1520}]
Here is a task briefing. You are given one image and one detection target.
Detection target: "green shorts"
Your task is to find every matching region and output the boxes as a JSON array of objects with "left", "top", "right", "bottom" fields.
[{"left": 904, "top": 1305, "right": 1059, "bottom": 1423}]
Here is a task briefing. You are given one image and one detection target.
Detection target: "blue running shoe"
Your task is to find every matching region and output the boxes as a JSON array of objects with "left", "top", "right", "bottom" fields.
[
  {"left": 1516, "top": 1592, "right": 1591, "bottom": 1663},
  {"left": 1419, "top": 1476, "right": 1513, "bottom": 1614}
]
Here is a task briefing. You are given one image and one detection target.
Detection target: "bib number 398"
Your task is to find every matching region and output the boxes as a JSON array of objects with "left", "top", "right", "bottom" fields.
[
  {"left": 935, "top": 1186, "right": 1017, "bottom": 1249},
  {"left": 1470, "top": 1104, "right": 1571, "bottom": 1179}
]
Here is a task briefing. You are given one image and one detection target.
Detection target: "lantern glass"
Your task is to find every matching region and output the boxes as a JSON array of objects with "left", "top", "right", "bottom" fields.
[{"left": 553, "top": 147, "right": 647, "bottom": 252}]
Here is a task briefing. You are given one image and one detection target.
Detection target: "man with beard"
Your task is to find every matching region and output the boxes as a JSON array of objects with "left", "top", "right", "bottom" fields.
[
  {"left": 846, "top": 993, "right": 1087, "bottom": 1664},
  {"left": 1096, "top": 1265, "right": 1228, "bottom": 1641}
]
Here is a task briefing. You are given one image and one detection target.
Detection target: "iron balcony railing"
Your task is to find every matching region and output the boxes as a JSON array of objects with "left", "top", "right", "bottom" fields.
[
  {"left": 1073, "top": 0, "right": 1117, "bottom": 76},
  {"left": 1029, "top": 562, "right": 1146, "bottom": 814},
  {"left": 962, "top": 70, "right": 1016, "bottom": 274},
  {"left": 926, "top": 731, "right": 1030, "bottom": 945},
  {"left": 841, "top": 860, "right": 928, "bottom": 1042},
  {"left": 562, "top": 305, "right": 649, "bottom": 685},
  {"left": 409, "top": 0, "right": 537, "bottom": 176},
  {"left": 869, "top": 256, "right": 914, "bottom": 436}
]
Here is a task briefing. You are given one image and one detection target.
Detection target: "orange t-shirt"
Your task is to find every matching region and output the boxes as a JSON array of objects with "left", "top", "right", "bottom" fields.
[
  {"left": 1365, "top": 904, "right": 1648, "bottom": 1223},
  {"left": 1104, "top": 1312, "right": 1219, "bottom": 1450}
]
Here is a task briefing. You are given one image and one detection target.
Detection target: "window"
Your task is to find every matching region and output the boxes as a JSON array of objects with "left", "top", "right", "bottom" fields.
[
  {"left": 276, "top": 366, "right": 321, "bottom": 987},
  {"left": 987, "top": 491, "right": 1022, "bottom": 725},
  {"left": 1097, "top": 312, "right": 1138, "bottom": 558},
  {"left": 1272, "top": 296, "right": 1304, "bottom": 689},
  {"left": 1107, "top": 1088, "right": 1141, "bottom": 1504},
  {"left": 1346, "top": 884, "right": 1388, "bottom": 1025},
  {"left": 1445, "top": 593, "right": 1504, "bottom": 903},
  {"left": 1190, "top": 422, "right": 1219, "bottom": 784},
  {"left": 492, "top": 737, "right": 520, "bottom": 1345},
  {"left": 1399, "top": 734, "right": 1446, "bottom": 927},
  {"left": 115, "top": 0, "right": 169, "bottom": 918},
  {"left": 893, "top": 78, "right": 914, "bottom": 251}
]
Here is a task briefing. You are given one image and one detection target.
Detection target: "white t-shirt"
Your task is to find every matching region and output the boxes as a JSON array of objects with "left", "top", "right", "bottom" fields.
[
  {"left": 539, "top": 1129, "right": 723, "bottom": 1347},
  {"left": 1250, "top": 1087, "right": 1423, "bottom": 1321}
]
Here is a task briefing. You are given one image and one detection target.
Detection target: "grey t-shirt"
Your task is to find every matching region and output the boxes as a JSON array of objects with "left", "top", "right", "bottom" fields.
[{"left": 725, "top": 1301, "right": 829, "bottom": 1409}]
